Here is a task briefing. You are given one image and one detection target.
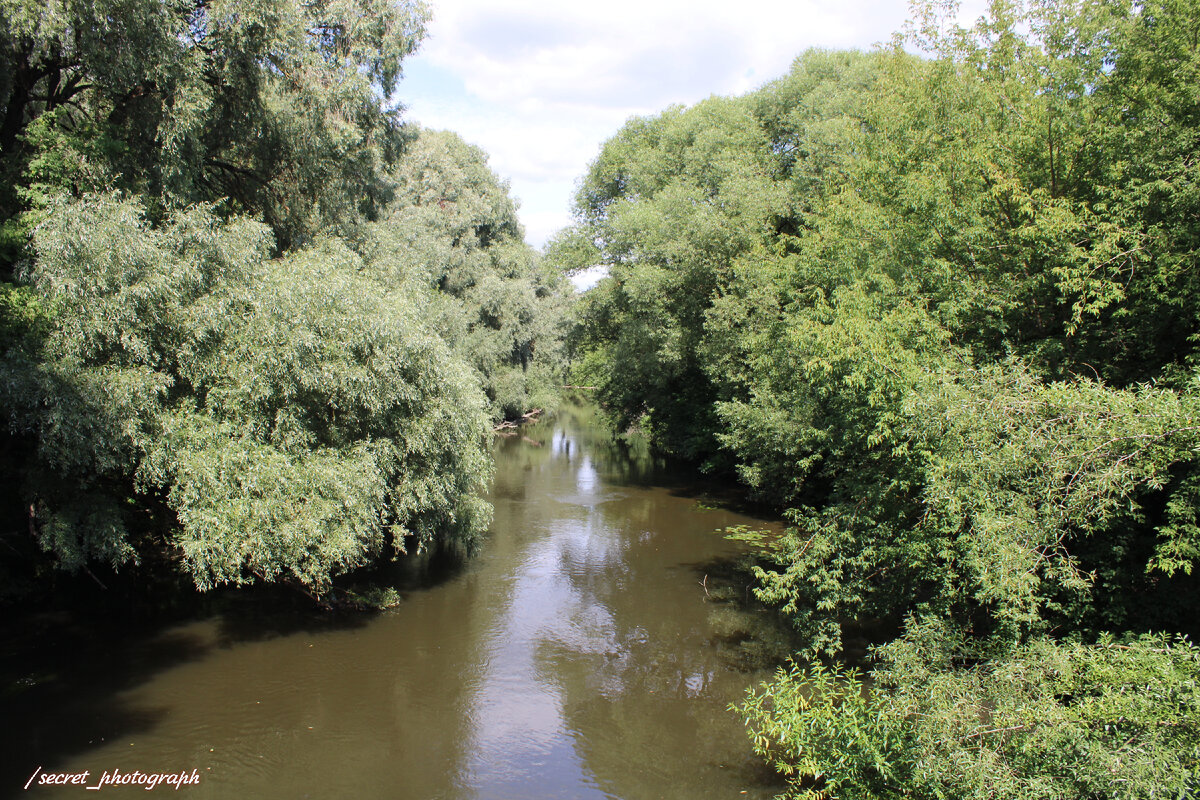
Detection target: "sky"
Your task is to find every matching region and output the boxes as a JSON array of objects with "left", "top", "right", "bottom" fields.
[{"left": 396, "top": 0, "right": 989, "bottom": 251}]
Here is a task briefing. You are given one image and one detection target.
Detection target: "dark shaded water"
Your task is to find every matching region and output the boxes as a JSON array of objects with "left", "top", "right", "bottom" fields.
[{"left": 3, "top": 404, "right": 794, "bottom": 799}]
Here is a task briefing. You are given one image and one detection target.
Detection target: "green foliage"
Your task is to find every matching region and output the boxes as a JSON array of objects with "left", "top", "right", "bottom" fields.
[
  {"left": 0, "top": 0, "right": 571, "bottom": 598},
  {"left": 714, "top": 276, "right": 950, "bottom": 507},
  {"left": 1, "top": 0, "right": 429, "bottom": 255},
  {"left": 569, "top": 0, "right": 1200, "bottom": 626},
  {"left": 3, "top": 196, "right": 493, "bottom": 594},
  {"left": 742, "top": 624, "right": 1200, "bottom": 800},
  {"left": 565, "top": 95, "right": 787, "bottom": 459},
  {"left": 0, "top": 280, "right": 50, "bottom": 350},
  {"left": 739, "top": 659, "right": 907, "bottom": 799},
  {"left": 378, "top": 128, "right": 572, "bottom": 421},
  {"left": 741, "top": 361, "right": 1200, "bottom": 655}
]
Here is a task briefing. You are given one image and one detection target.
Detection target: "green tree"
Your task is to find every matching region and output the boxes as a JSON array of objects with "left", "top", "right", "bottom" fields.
[
  {"left": 561, "top": 0, "right": 1200, "bottom": 793},
  {"left": 0, "top": 0, "right": 571, "bottom": 598},
  {"left": 0, "top": 0, "right": 428, "bottom": 262},
  {"left": 376, "top": 127, "right": 572, "bottom": 420},
  {"left": 567, "top": 96, "right": 786, "bottom": 460},
  {"left": 3, "top": 196, "right": 493, "bottom": 595}
]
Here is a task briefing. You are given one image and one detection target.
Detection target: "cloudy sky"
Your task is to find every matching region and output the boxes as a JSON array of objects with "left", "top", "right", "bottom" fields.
[{"left": 397, "top": 0, "right": 988, "bottom": 250}]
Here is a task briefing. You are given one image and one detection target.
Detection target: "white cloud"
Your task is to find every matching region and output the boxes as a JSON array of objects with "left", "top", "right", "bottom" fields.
[
  {"left": 420, "top": 1, "right": 894, "bottom": 108},
  {"left": 399, "top": 0, "right": 991, "bottom": 248},
  {"left": 570, "top": 265, "right": 609, "bottom": 293}
]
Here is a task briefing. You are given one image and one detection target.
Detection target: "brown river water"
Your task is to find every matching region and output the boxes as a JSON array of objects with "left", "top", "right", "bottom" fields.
[{"left": 3, "top": 403, "right": 795, "bottom": 799}]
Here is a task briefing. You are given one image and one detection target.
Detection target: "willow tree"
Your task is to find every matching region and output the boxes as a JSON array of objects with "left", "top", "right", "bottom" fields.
[
  {"left": 0, "top": 0, "right": 510, "bottom": 597},
  {"left": 0, "top": 0, "right": 428, "bottom": 263},
  {"left": 2, "top": 195, "right": 493, "bottom": 596}
]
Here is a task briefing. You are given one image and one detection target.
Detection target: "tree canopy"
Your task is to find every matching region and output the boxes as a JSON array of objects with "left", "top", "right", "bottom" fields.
[
  {"left": 0, "top": 0, "right": 570, "bottom": 599},
  {"left": 554, "top": 0, "right": 1200, "bottom": 796}
]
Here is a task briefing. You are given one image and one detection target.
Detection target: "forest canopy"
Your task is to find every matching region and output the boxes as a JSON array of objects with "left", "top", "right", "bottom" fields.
[
  {"left": 0, "top": 0, "right": 569, "bottom": 598},
  {"left": 556, "top": 0, "right": 1200, "bottom": 796}
]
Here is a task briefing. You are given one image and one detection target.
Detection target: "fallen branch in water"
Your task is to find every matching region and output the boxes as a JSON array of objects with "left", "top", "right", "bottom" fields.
[{"left": 492, "top": 408, "right": 544, "bottom": 432}]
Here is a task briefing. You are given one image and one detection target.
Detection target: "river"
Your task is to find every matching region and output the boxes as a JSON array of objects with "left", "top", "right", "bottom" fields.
[{"left": 3, "top": 403, "right": 794, "bottom": 799}]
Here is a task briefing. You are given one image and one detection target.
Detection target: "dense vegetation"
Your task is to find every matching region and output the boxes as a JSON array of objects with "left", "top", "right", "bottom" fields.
[
  {"left": 557, "top": 0, "right": 1200, "bottom": 796},
  {"left": 5, "top": 0, "right": 1199, "bottom": 792},
  {"left": 0, "top": 0, "right": 569, "bottom": 600}
]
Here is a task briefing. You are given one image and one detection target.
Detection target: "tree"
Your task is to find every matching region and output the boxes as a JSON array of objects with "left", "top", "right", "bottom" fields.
[
  {"left": 376, "top": 127, "right": 572, "bottom": 421},
  {"left": 0, "top": 0, "right": 570, "bottom": 598},
  {"left": 566, "top": 96, "right": 786, "bottom": 460},
  {"left": 3, "top": 196, "right": 493, "bottom": 595},
  {"left": 561, "top": 0, "right": 1200, "bottom": 792},
  {"left": 0, "top": 0, "right": 429, "bottom": 264}
]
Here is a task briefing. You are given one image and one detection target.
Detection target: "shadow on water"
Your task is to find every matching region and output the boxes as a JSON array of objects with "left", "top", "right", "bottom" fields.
[
  {"left": 0, "top": 507, "right": 489, "bottom": 798},
  {"left": 0, "top": 612, "right": 201, "bottom": 798},
  {"left": 0, "top": 561, "right": 458, "bottom": 799},
  {"left": 686, "top": 553, "right": 807, "bottom": 674}
]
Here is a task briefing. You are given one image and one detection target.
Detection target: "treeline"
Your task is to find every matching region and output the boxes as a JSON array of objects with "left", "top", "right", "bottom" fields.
[
  {"left": 0, "top": 0, "right": 569, "bottom": 600},
  {"left": 555, "top": 0, "right": 1200, "bottom": 796}
]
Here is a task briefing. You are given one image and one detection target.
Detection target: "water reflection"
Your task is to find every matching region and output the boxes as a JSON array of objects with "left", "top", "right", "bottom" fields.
[
  {"left": 475, "top": 404, "right": 791, "bottom": 799},
  {"left": 3, "top": 402, "right": 790, "bottom": 800}
]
